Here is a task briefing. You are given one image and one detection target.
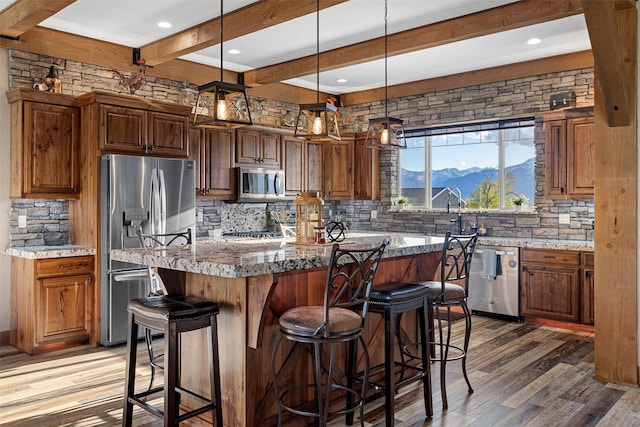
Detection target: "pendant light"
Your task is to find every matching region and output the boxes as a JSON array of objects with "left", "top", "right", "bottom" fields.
[
  {"left": 294, "top": 0, "right": 341, "bottom": 141},
  {"left": 365, "top": 0, "right": 406, "bottom": 149},
  {"left": 193, "top": 0, "right": 252, "bottom": 129}
]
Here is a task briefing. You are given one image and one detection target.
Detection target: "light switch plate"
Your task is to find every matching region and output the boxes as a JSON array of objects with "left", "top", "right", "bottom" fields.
[
  {"left": 18, "top": 215, "right": 26, "bottom": 228},
  {"left": 370, "top": 210, "right": 377, "bottom": 219},
  {"left": 558, "top": 213, "right": 571, "bottom": 225},
  {"left": 197, "top": 209, "right": 203, "bottom": 223}
]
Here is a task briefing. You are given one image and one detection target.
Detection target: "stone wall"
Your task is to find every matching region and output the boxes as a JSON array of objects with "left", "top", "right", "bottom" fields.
[{"left": 7, "top": 50, "right": 595, "bottom": 245}]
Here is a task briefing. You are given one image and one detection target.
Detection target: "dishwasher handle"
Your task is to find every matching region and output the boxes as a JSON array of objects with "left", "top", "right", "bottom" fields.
[{"left": 476, "top": 249, "right": 517, "bottom": 256}]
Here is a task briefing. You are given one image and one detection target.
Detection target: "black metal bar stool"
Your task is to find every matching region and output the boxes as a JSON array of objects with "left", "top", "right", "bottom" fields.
[
  {"left": 347, "top": 282, "right": 433, "bottom": 426},
  {"left": 122, "top": 295, "right": 223, "bottom": 426},
  {"left": 271, "top": 240, "right": 388, "bottom": 426}
]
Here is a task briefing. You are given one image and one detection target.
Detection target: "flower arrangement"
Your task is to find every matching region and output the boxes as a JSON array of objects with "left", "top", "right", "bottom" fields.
[
  {"left": 511, "top": 194, "right": 527, "bottom": 205},
  {"left": 397, "top": 196, "right": 409, "bottom": 208}
]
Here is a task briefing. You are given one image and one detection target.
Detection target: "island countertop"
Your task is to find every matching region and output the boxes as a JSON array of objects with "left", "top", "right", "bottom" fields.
[{"left": 110, "top": 232, "right": 444, "bottom": 278}]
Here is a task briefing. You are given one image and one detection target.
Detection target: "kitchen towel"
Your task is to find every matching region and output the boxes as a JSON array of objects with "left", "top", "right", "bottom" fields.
[{"left": 482, "top": 249, "right": 497, "bottom": 280}]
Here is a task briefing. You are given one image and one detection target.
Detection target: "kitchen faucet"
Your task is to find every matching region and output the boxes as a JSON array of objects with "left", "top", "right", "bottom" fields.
[{"left": 447, "top": 187, "right": 464, "bottom": 234}]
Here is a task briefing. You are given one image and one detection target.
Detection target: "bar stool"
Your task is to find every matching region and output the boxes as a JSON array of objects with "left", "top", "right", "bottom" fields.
[
  {"left": 271, "top": 240, "right": 388, "bottom": 426},
  {"left": 122, "top": 295, "right": 223, "bottom": 426},
  {"left": 347, "top": 282, "right": 433, "bottom": 427},
  {"left": 412, "top": 231, "right": 478, "bottom": 409}
]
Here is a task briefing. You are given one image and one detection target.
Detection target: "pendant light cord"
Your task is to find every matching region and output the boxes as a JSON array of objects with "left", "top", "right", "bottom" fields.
[
  {"left": 384, "top": 0, "right": 388, "bottom": 118},
  {"left": 220, "top": 0, "right": 224, "bottom": 82},
  {"left": 316, "top": 0, "right": 320, "bottom": 103}
]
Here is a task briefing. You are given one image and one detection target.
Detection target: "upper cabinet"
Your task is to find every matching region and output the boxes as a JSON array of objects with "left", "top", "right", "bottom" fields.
[
  {"left": 78, "top": 91, "right": 191, "bottom": 157},
  {"left": 354, "top": 133, "right": 380, "bottom": 200},
  {"left": 8, "top": 88, "right": 81, "bottom": 198},
  {"left": 236, "top": 128, "right": 281, "bottom": 166},
  {"left": 543, "top": 107, "right": 594, "bottom": 199},
  {"left": 282, "top": 136, "right": 324, "bottom": 197},
  {"left": 189, "top": 128, "right": 236, "bottom": 199},
  {"left": 324, "top": 138, "right": 354, "bottom": 200}
]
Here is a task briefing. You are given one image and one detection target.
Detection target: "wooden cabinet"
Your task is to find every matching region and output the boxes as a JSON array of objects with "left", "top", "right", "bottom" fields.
[
  {"left": 582, "top": 252, "right": 595, "bottom": 325},
  {"left": 77, "top": 91, "right": 191, "bottom": 157},
  {"left": 236, "top": 128, "right": 281, "bottom": 166},
  {"left": 521, "top": 249, "right": 596, "bottom": 324},
  {"left": 282, "top": 136, "right": 324, "bottom": 197},
  {"left": 11, "top": 256, "right": 94, "bottom": 355},
  {"left": 354, "top": 133, "right": 380, "bottom": 200},
  {"left": 324, "top": 138, "right": 354, "bottom": 200},
  {"left": 189, "top": 128, "right": 236, "bottom": 199},
  {"left": 8, "top": 88, "right": 81, "bottom": 198},
  {"left": 543, "top": 107, "right": 594, "bottom": 199}
]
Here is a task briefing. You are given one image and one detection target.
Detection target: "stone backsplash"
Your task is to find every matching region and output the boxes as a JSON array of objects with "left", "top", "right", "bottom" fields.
[{"left": 6, "top": 50, "right": 595, "bottom": 246}]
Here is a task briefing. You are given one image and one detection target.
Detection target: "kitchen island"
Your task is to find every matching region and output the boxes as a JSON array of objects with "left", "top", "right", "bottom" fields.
[{"left": 111, "top": 232, "right": 445, "bottom": 426}]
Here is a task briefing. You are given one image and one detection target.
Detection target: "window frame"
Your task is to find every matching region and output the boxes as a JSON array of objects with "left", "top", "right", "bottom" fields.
[{"left": 400, "top": 117, "right": 535, "bottom": 210}]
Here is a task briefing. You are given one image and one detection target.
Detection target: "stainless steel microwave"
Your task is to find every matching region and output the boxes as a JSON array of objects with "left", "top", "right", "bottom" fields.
[{"left": 236, "top": 167, "right": 285, "bottom": 201}]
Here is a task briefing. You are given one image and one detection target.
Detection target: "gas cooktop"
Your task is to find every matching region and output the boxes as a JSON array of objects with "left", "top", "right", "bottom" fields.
[{"left": 222, "top": 231, "right": 282, "bottom": 239}]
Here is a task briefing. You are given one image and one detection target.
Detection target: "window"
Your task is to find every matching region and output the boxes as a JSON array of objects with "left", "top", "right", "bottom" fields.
[{"left": 400, "top": 117, "right": 535, "bottom": 210}]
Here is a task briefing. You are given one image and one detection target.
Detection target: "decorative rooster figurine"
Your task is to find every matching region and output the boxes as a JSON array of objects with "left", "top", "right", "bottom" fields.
[{"left": 113, "top": 59, "right": 146, "bottom": 94}]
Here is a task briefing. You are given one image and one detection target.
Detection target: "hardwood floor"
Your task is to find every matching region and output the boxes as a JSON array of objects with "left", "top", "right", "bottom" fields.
[{"left": 1, "top": 316, "right": 639, "bottom": 426}]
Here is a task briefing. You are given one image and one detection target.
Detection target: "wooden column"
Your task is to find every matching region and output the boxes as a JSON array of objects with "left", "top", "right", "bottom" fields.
[{"left": 586, "top": 0, "right": 638, "bottom": 384}]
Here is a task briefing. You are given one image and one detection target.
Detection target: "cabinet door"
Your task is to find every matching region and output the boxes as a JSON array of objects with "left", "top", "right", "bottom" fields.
[
  {"left": 24, "top": 102, "right": 80, "bottom": 197},
  {"left": 189, "top": 128, "right": 205, "bottom": 194},
  {"left": 203, "top": 129, "right": 236, "bottom": 199},
  {"left": 148, "top": 111, "right": 188, "bottom": 157},
  {"left": 545, "top": 119, "right": 567, "bottom": 197},
  {"left": 306, "top": 141, "right": 324, "bottom": 195},
  {"left": 354, "top": 134, "right": 380, "bottom": 200},
  {"left": 100, "top": 104, "right": 146, "bottom": 153},
  {"left": 37, "top": 273, "right": 93, "bottom": 344},
  {"left": 582, "top": 252, "right": 595, "bottom": 325},
  {"left": 260, "top": 132, "right": 281, "bottom": 166},
  {"left": 236, "top": 128, "right": 260, "bottom": 163},
  {"left": 521, "top": 264, "right": 580, "bottom": 322},
  {"left": 324, "top": 140, "right": 353, "bottom": 200},
  {"left": 567, "top": 116, "right": 595, "bottom": 196},
  {"left": 283, "top": 136, "right": 305, "bottom": 196}
]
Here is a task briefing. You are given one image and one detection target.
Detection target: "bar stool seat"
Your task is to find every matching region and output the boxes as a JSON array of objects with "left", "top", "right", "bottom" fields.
[{"left": 122, "top": 295, "right": 223, "bottom": 426}]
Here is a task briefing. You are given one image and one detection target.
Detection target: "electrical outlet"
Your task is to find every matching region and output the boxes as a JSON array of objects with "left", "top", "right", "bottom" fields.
[
  {"left": 18, "top": 215, "right": 27, "bottom": 228},
  {"left": 370, "top": 210, "right": 377, "bottom": 219},
  {"left": 558, "top": 213, "right": 571, "bottom": 225}
]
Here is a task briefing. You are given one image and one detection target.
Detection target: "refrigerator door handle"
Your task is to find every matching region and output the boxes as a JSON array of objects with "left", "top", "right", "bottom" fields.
[
  {"left": 158, "top": 168, "right": 167, "bottom": 235},
  {"left": 150, "top": 168, "right": 160, "bottom": 236}
]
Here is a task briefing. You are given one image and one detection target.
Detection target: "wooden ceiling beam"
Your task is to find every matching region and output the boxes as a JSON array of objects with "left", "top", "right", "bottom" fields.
[
  {"left": 341, "top": 50, "right": 594, "bottom": 106},
  {"left": 0, "top": 0, "right": 75, "bottom": 38},
  {"left": 244, "top": 0, "right": 585, "bottom": 86},
  {"left": 582, "top": 0, "right": 633, "bottom": 127},
  {"left": 140, "top": 0, "right": 346, "bottom": 67}
]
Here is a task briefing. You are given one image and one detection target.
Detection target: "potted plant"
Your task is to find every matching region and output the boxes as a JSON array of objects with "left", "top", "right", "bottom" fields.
[
  {"left": 511, "top": 194, "right": 527, "bottom": 211},
  {"left": 397, "top": 195, "right": 409, "bottom": 209}
]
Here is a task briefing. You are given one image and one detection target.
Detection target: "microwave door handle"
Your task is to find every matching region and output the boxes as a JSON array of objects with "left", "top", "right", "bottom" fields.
[{"left": 274, "top": 173, "right": 280, "bottom": 196}]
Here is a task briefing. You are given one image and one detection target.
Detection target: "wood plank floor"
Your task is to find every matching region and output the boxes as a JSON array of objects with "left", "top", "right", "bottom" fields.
[{"left": 1, "top": 316, "right": 639, "bottom": 426}]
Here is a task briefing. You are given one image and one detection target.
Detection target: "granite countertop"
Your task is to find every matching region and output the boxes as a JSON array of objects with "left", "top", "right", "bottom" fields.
[
  {"left": 4, "top": 245, "right": 96, "bottom": 259},
  {"left": 110, "top": 231, "right": 594, "bottom": 279},
  {"left": 111, "top": 232, "right": 444, "bottom": 279}
]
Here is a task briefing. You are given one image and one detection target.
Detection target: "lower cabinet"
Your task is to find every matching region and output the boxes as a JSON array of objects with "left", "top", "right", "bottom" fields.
[
  {"left": 11, "top": 256, "right": 94, "bottom": 354},
  {"left": 521, "top": 249, "right": 594, "bottom": 324},
  {"left": 582, "top": 252, "right": 595, "bottom": 325}
]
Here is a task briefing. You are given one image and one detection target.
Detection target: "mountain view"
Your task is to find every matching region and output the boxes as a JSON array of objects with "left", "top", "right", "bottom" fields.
[{"left": 401, "top": 157, "right": 535, "bottom": 202}]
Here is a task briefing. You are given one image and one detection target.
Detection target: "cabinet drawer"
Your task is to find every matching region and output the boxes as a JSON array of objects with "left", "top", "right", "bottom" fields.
[
  {"left": 582, "top": 252, "right": 594, "bottom": 268},
  {"left": 36, "top": 256, "right": 94, "bottom": 278},
  {"left": 521, "top": 249, "right": 580, "bottom": 266}
]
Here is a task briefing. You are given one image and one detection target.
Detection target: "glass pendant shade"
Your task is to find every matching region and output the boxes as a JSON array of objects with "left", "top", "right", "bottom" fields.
[
  {"left": 294, "top": 102, "right": 341, "bottom": 141},
  {"left": 365, "top": 116, "right": 407, "bottom": 149},
  {"left": 192, "top": 81, "right": 252, "bottom": 129}
]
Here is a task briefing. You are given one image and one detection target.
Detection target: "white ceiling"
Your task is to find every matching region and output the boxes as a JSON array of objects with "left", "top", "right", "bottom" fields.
[{"left": 0, "top": 0, "right": 591, "bottom": 95}]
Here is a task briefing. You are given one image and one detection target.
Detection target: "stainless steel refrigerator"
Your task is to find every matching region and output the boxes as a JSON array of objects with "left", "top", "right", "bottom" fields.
[{"left": 100, "top": 154, "right": 195, "bottom": 345}]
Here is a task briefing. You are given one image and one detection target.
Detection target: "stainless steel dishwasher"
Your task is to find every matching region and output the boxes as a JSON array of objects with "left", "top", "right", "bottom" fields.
[{"left": 468, "top": 245, "right": 521, "bottom": 320}]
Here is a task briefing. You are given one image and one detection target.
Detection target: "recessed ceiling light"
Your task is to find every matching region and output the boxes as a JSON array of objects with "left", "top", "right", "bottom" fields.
[
  {"left": 157, "top": 21, "right": 172, "bottom": 29},
  {"left": 336, "top": 78, "right": 347, "bottom": 83},
  {"left": 228, "top": 49, "right": 240, "bottom": 55},
  {"left": 527, "top": 38, "right": 542, "bottom": 45}
]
